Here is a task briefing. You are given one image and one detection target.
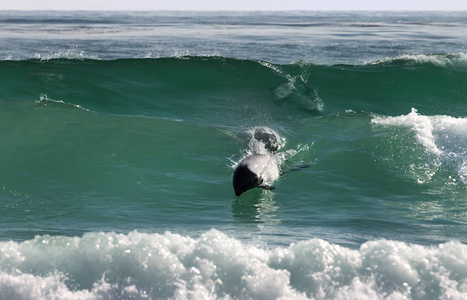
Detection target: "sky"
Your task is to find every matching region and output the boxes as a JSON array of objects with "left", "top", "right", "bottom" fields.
[{"left": 1, "top": 0, "right": 466, "bottom": 11}]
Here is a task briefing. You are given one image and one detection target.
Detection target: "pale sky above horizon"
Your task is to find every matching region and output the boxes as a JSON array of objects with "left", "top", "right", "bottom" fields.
[{"left": 1, "top": 0, "right": 466, "bottom": 11}]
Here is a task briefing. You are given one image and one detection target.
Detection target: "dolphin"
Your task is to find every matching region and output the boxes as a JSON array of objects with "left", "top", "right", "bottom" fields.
[{"left": 233, "top": 154, "right": 279, "bottom": 196}]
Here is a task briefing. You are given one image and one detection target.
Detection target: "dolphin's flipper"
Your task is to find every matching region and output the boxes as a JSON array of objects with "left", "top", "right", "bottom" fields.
[
  {"left": 291, "top": 164, "right": 310, "bottom": 170},
  {"left": 280, "top": 164, "right": 310, "bottom": 175}
]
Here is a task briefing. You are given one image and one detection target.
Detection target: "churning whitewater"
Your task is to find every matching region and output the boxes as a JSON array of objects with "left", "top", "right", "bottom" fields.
[{"left": 0, "top": 230, "right": 466, "bottom": 299}]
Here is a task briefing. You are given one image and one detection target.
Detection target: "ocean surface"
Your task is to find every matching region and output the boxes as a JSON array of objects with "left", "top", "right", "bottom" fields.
[{"left": 1, "top": 10, "right": 467, "bottom": 299}]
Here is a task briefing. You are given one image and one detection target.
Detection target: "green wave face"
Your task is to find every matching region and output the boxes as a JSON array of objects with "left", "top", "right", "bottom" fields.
[{"left": 1, "top": 55, "right": 466, "bottom": 123}]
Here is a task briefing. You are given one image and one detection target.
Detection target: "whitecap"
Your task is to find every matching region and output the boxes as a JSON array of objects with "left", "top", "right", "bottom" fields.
[{"left": 372, "top": 108, "right": 467, "bottom": 184}]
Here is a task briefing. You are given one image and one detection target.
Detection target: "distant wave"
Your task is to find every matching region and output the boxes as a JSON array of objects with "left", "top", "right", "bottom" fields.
[
  {"left": 2, "top": 52, "right": 467, "bottom": 70},
  {"left": 366, "top": 53, "right": 467, "bottom": 68}
]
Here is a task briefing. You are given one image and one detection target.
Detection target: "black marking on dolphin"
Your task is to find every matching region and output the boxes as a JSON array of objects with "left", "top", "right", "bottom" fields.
[{"left": 233, "top": 154, "right": 276, "bottom": 196}]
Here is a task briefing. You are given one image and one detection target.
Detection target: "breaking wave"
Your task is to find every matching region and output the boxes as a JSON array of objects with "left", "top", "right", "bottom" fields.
[
  {"left": 372, "top": 108, "right": 467, "bottom": 185},
  {"left": 0, "top": 230, "right": 466, "bottom": 300}
]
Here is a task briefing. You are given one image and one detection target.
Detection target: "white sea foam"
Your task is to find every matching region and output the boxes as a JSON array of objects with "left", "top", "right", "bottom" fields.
[
  {"left": 0, "top": 230, "right": 465, "bottom": 300},
  {"left": 372, "top": 108, "right": 467, "bottom": 184}
]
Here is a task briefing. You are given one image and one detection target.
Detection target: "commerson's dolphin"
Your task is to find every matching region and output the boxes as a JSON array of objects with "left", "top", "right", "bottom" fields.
[
  {"left": 233, "top": 127, "right": 282, "bottom": 196},
  {"left": 232, "top": 126, "right": 311, "bottom": 196}
]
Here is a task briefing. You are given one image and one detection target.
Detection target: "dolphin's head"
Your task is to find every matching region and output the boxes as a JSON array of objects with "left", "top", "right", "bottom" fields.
[{"left": 254, "top": 131, "right": 279, "bottom": 152}]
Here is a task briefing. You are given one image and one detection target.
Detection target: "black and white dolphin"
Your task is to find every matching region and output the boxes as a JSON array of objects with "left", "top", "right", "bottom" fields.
[
  {"left": 232, "top": 126, "right": 310, "bottom": 196},
  {"left": 232, "top": 126, "right": 282, "bottom": 196}
]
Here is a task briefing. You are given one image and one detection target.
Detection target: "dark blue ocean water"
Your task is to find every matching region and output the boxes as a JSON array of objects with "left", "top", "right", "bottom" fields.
[{"left": 1, "top": 10, "right": 467, "bottom": 299}]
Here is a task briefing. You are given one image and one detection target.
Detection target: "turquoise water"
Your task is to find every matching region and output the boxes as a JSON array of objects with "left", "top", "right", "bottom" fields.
[{"left": 1, "top": 11, "right": 467, "bottom": 299}]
